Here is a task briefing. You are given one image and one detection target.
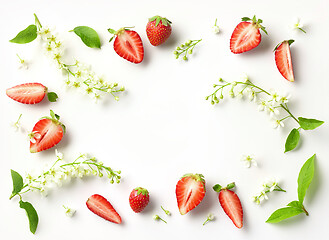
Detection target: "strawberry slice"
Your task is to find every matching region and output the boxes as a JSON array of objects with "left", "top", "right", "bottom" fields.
[
  {"left": 108, "top": 27, "right": 144, "bottom": 63},
  {"left": 274, "top": 40, "right": 295, "bottom": 82},
  {"left": 176, "top": 173, "right": 206, "bottom": 215},
  {"left": 86, "top": 194, "right": 122, "bottom": 224},
  {"left": 213, "top": 183, "right": 243, "bottom": 228},
  {"left": 6, "top": 83, "right": 47, "bottom": 104},
  {"left": 230, "top": 16, "right": 267, "bottom": 54},
  {"left": 29, "top": 110, "right": 65, "bottom": 153}
]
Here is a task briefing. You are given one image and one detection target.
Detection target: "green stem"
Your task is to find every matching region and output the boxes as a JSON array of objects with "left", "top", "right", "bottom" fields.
[
  {"left": 302, "top": 205, "right": 309, "bottom": 216},
  {"left": 280, "top": 104, "right": 299, "bottom": 124},
  {"left": 34, "top": 13, "right": 42, "bottom": 29}
]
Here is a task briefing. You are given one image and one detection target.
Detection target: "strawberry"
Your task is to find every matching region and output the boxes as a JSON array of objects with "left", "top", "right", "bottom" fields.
[
  {"left": 213, "top": 183, "right": 243, "bottom": 228},
  {"left": 108, "top": 27, "right": 144, "bottom": 63},
  {"left": 29, "top": 110, "right": 65, "bottom": 153},
  {"left": 176, "top": 173, "right": 206, "bottom": 215},
  {"left": 230, "top": 15, "right": 267, "bottom": 54},
  {"left": 86, "top": 194, "right": 122, "bottom": 224},
  {"left": 6, "top": 83, "right": 47, "bottom": 104},
  {"left": 146, "top": 15, "right": 172, "bottom": 46},
  {"left": 274, "top": 40, "right": 295, "bottom": 82},
  {"left": 129, "top": 187, "right": 150, "bottom": 213}
]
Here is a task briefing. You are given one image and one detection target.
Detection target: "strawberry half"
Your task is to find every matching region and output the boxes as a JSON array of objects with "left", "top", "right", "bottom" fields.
[
  {"left": 129, "top": 187, "right": 150, "bottom": 213},
  {"left": 108, "top": 27, "right": 144, "bottom": 63},
  {"left": 274, "top": 40, "right": 295, "bottom": 82},
  {"left": 86, "top": 194, "right": 122, "bottom": 224},
  {"left": 6, "top": 83, "right": 47, "bottom": 104},
  {"left": 230, "top": 15, "right": 267, "bottom": 54},
  {"left": 29, "top": 110, "right": 65, "bottom": 153},
  {"left": 146, "top": 15, "right": 172, "bottom": 46},
  {"left": 176, "top": 173, "right": 206, "bottom": 215},
  {"left": 213, "top": 183, "right": 243, "bottom": 228}
]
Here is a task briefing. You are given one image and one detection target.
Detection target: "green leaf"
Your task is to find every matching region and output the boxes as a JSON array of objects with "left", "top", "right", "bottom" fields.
[
  {"left": 72, "top": 26, "right": 101, "bottom": 48},
  {"left": 10, "top": 170, "right": 23, "bottom": 196},
  {"left": 10, "top": 25, "right": 37, "bottom": 44},
  {"left": 266, "top": 206, "right": 304, "bottom": 223},
  {"left": 284, "top": 128, "right": 300, "bottom": 153},
  {"left": 47, "top": 92, "right": 58, "bottom": 102},
  {"left": 298, "top": 154, "right": 315, "bottom": 203},
  {"left": 50, "top": 109, "right": 56, "bottom": 119},
  {"left": 298, "top": 117, "right": 324, "bottom": 130},
  {"left": 19, "top": 200, "right": 39, "bottom": 234},
  {"left": 213, "top": 184, "right": 222, "bottom": 192},
  {"left": 287, "top": 200, "right": 304, "bottom": 209}
]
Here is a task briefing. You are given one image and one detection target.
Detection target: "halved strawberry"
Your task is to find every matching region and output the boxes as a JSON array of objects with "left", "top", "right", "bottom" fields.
[
  {"left": 86, "top": 194, "right": 122, "bottom": 224},
  {"left": 6, "top": 83, "right": 47, "bottom": 104},
  {"left": 213, "top": 183, "right": 243, "bottom": 228},
  {"left": 230, "top": 16, "right": 267, "bottom": 54},
  {"left": 274, "top": 40, "right": 295, "bottom": 82},
  {"left": 29, "top": 110, "right": 65, "bottom": 153},
  {"left": 176, "top": 173, "right": 206, "bottom": 215},
  {"left": 108, "top": 27, "right": 144, "bottom": 63}
]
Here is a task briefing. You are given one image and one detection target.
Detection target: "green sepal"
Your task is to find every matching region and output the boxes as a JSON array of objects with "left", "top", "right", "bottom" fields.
[
  {"left": 19, "top": 200, "right": 39, "bottom": 234},
  {"left": 226, "top": 182, "right": 235, "bottom": 189},
  {"left": 287, "top": 39, "right": 295, "bottom": 45},
  {"left": 135, "top": 187, "right": 149, "bottom": 196},
  {"left": 108, "top": 28, "right": 116, "bottom": 34},
  {"left": 213, "top": 184, "right": 222, "bottom": 192},
  {"left": 47, "top": 92, "right": 58, "bottom": 102},
  {"left": 241, "top": 17, "right": 251, "bottom": 21},
  {"left": 148, "top": 15, "right": 172, "bottom": 27},
  {"left": 10, "top": 25, "right": 38, "bottom": 44}
]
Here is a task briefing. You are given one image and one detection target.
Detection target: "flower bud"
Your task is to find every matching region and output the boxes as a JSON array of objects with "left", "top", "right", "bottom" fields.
[
  {"left": 188, "top": 49, "right": 193, "bottom": 54},
  {"left": 183, "top": 56, "right": 188, "bottom": 61}
]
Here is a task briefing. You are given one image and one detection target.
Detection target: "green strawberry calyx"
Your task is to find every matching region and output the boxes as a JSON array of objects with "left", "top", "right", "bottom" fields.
[
  {"left": 135, "top": 187, "right": 149, "bottom": 196},
  {"left": 107, "top": 27, "right": 135, "bottom": 42},
  {"left": 148, "top": 15, "right": 172, "bottom": 27},
  {"left": 213, "top": 182, "right": 235, "bottom": 192},
  {"left": 241, "top": 15, "right": 267, "bottom": 35}
]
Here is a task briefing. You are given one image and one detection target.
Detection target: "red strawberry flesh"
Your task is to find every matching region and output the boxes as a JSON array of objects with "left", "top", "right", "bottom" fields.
[
  {"left": 230, "top": 22, "right": 261, "bottom": 54},
  {"left": 176, "top": 173, "right": 206, "bottom": 215},
  {"left": 219, "top": 189, "right": 243, "bottom": 228},
  {"left": 86, "top": 194, "right": 122, "bottom": 224},
  {"left": 6, "top": 83, "right": 47, "bottom": 104},
  {"left": 30, "top": 119, "right": 64, "bottom": 153},
  {"left": 275, "top": 41, "right": 295, "bottom": 82},
  {"left": 113, "top": 29, "right": 144, "bottom": 63}
]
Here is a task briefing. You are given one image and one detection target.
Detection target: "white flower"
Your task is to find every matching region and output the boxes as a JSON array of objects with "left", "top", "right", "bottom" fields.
[
  {"left": 245, "top": 88, "right": 256, "bottom": 101},
  {"left": 17, "top": 54, "right": 28, "bottom": 70},
  {"left": 55, "top": 149, "right": 64, "bottom": 160},
  {"left": 93, "top": 93, "right": 101, "bottom": 103},
  {"left": 38, "top": 26, "right": 52, "bottom": 40},
  {"left": 291, "top": 18, "right": 306, "bottom": 33},
  {"left": 28, "top": 131, "right": 41, "bottom": 143},
  {"left": 63, "top": 205, "right": 76, "bottom": 217},
  {"left": 241, "top": 73, "right": 249, "bottom": 83},
  {"left": 43, "top": 42, "right": 56, "bottom": 55},
  {"left": 241, "top": 155, "right": 257, "bottom": 168},
  {"left": 267, "top": 105, "right": 280, "bottom": 117},
  {"left": 263, "top": 178, "right": 278, "bottom": 192},
  {"left": 259, "top": 190, "right": 268, "bottom": 201},
  {"left": 272, "top": 118, "right": 284, "bottom": 129},
  {"left": 212, "top": 18, "right": 220, "bottom": 34},
  {"left": 279, "top": 93, "right": 291, "bottom": 104},
  {"left": 207, "top": 213, "right": 214, "bottom": 220},
  {"left": 258, "top": 99, "right": 268, "bottom": 111},
  {"left": 11, "top": 114, "right": 22, "bottom": 132},
  {"left": 270, "top": 90, "right": 280, "bottom": 102},
  {"left": 236, "top": 91, "right": 244, "bottom": 99}
]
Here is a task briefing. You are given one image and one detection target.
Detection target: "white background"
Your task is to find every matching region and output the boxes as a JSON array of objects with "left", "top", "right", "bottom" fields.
[{"left": 1, "top": 0, "right": 328, "bottom": 239}]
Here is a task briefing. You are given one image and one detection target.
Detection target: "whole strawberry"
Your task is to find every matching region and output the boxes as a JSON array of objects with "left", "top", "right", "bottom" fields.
[
  {"left": 146, "top": 15, "right": 172, "bottom": 46},
  {"left": 129, "top": 187, "right": 150, "bottom": 213}
]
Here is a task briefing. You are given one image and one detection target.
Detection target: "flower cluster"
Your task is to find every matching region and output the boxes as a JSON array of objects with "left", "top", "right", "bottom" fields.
[
  {"left": 34, "top": 15, "right": 124, "bottom": 102},
  {"left": 206, "top": 75, "right": 297, "bottom": 129},
  {"left": 24, "top": 150, "right": 121, "bottom": 197},
  {"left": 174, "top": 39, "right": 202, "bottom": 60},
  {"left": 252, "top": 178, "right": 286, "bottom": 205}
]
